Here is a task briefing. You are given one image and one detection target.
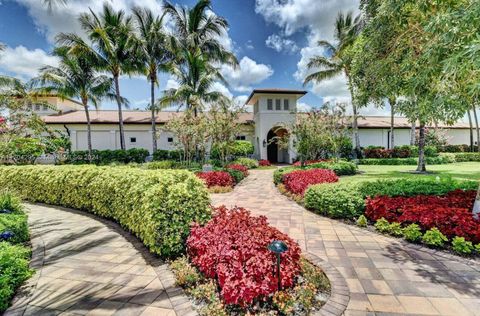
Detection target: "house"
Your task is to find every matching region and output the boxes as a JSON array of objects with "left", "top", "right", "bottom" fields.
[{"left": 40, "top": 89, "right": 474, "bottom": 163}]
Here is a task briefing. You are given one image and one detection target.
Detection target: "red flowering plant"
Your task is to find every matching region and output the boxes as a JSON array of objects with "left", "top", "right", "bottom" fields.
[
  {"left": 363, "top": 148, "right": 392, "bottom": 158},
  {"left": 282, "top": 168, "right": 338, "bottom": 196},
  {"left": 365, "top": 190, "right": 480, "bottom": 243},
  {"left": 226, "top": 164, "right": 249, "bottom": 177},
  {"left": 196, "top": 171, "right": 233, "bottom": 188},
  {"left": 258, "top": 159, "right": 271, "bottom": 166},
  {"left": 187, "top": 206, "right": 301, "bottom": 307}
]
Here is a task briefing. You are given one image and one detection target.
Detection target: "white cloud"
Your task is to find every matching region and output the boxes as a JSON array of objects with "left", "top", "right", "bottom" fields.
[
  {"left": 297, "top": 102, "right": 312, "bottom": 112},
  {"left": 16, "top": 0, "right": 165, "bottom": 43},
  {"left": 165, "top": 78, "right": 180, "bottom": 90},
  {"left": 245, "top": 40, "right": 254, "bottom": 50},
  {"left": 210, "top": 81, "right": 233, "bottom": 99},
  {"left": 0, "top": 45, "right": 59, "bottom": 78},
  {"left": 221, "top": 56, "right": 273, "bottom": 92},
  {"left": 265, "top": 34, "right": 299, "bottom": 54}
]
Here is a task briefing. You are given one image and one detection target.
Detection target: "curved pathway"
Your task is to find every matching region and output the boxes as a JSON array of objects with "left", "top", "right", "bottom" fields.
[
  {"left": 6, "top": 204, "right": 195, "bottom": 316},
  {"left": 212, "top": 169, "right": 480, "bottom": 316}
]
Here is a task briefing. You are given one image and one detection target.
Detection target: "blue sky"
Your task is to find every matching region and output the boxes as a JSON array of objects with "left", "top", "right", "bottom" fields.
[{"left": 0, "top": 0, "right": 381, "bottom": 113}]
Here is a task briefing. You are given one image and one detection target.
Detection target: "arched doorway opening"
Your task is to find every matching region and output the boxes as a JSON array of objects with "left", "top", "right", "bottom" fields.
[{"left": 267, "top": 127, "right": 289, "bottom": 163}]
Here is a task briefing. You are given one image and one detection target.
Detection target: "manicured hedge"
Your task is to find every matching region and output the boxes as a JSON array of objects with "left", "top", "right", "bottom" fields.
[
  {"left": 358, "top": 156, "right": 452, "bottom": 165},
  {"left": 273, "top": 161, "right": 357, "bottom": 185},
  {"left": 453, "top": 152, "right": 480, "bottom": 162},
  {"left": 0, "top": 165, "right": 211, "bottom": 257},
  {"left": 234, "top": 157, "right": 259, "bottom": 169},
  {"left": 68, "top": 148, "right": 149, "bottom": 164},
  {"left": 152, "top": 149, "right": 183, "bottom": 161}
]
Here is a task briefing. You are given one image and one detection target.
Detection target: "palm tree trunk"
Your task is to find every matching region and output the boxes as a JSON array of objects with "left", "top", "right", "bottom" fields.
[
  {"left": 417, "top": 122, "right": 427, "bottom": 172},
  {"left": 114, "top": 74, "right": 126, "bottom": 150},
  {"left": 389, "top": 97, "right": 395, "bottom": 149},
  {"left": 467, "top": 109, "right": 474, "bottom": 152},
  {"left": 150, "top": 79, "right": 157, "bottom": 153},
  {"left": 472, "top": 104, "right": 479, "bottom": 153},
  {"left": 82, "top": 98, "right": 93, "bottom": 163},
  {"left": 410, "top": 120, "right": 416, "bottom": 145}
]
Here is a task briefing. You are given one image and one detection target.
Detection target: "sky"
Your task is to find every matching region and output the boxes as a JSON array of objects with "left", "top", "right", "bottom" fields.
[{"left": 0, "top": 0, "right": 394, "bottom": 115}]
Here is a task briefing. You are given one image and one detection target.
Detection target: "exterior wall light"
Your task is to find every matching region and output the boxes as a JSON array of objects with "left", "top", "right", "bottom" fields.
[
  {"left": 268, "top": 240, "right": 288, "bottom": 290},
  {"left": 263, "top": 139, "right": 267, "bottom": 147}
]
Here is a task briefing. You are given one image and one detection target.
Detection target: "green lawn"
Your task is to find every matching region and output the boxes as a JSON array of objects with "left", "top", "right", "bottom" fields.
[{"left": 340, "top": 162, "right": 480, "bottom": 184}]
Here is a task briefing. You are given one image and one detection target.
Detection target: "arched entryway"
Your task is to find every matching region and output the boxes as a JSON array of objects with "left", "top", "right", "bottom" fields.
[{"left": 267, "top": 127, "right": 289, "bottom": 163}]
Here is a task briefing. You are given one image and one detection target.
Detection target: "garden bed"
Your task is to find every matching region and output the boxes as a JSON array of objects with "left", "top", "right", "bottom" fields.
[{"left": 170, "top": 206, "right": 331, "bottom": 315}]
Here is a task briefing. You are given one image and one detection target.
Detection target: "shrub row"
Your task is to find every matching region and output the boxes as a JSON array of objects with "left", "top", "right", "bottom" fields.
[
  {"left": 67, "top": 148, "right": 149, "bottom": 164},
  {"left": 210, "top": 140, "right": 255, "bottom": 160},
  {"left": 187, "top": 206, "right": 301, "bottom": 306},
  {"left": 0, "top": 166, "right": 211, "bottom": 257},
  {"left": 452, "top": 152, "right": 480, "bottom": 162},
  {"left": 152, "top": 149, "right": 183, "bottom": 161},
  {"left": 358, "top": 156, "right": 453, "bottom": 165},
  {"left": 362, "top": 145, "right": 438, "bottom": 159},
  {"left": 438, "top": 144, "right": 471, "bottom": 153},
  {"left": 304, "top": 178, "right": 478, "bottom": 219},
  {"left": 0, "top": 192, "right": 33, "bottom": 312},
  {"left": 273, "top": 161, "right": 357, "bottom": 185}
]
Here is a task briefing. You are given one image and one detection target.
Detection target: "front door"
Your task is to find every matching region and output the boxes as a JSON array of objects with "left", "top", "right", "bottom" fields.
[{"left": 267, "top": 129, "right": 278, "bottom": 163}]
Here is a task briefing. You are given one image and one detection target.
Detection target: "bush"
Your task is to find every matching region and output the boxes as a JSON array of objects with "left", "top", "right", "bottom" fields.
[
  {"left": 225, "top": 164, "right": 249, "bottom": 177},
  {"left": 304, "top": 183, "right": 364, "bottom": 219},
  {"left": 0, "top": 165, "right": 210, "bottom": 257},
  {"left": 282, "top": 169, "right": 338, "bottom": 196},
  {"left": 258, "top": 159, "right": 271, "bottom": 166},
  {"left": 374, "top": 218, "right": 390, "bottom": 234},
  {"left": 358, "top": 156, "right": 451, "bottom": 165},
  {"left": 224, "top": 168, "right": 244, "bottom": 184},
  {"left": 274, "top": 167, "right": 297, "bottom": 185},
  {"left": 438, "top": 144, "right": 470, "bottom": 153},
  {"left": 422, "top": 228, "right": 448, "bottom": 247},
  {"left": 196, "top": 171, "right": 234, "bottom": 188},
  {"left": 403, "top": 224, "right": 423, "bottom": 242},
  {"left": 292, "top": 159, "right": 330, "bottom": 167},
  {"left": 0, "top": 192, "right": 23, "bottom": 214},
  {"left": 453, "top": 152, "right": 480, "bottom": 162},
  {"left": 68, "top": 148, "right": 149, "bottom": 164},
  {"left": 424, "top": 145, "right": 438, "bottom": 157},
  {"left": 187, "top": 206, "right": 301, "bottom": 306},
  {"left": 451, "top": 236, "right": 474, "bottom": 255},
  {"left": 3, "top": 137, "right": 45, "bottom": 165},
  {"left": 387, "top": 222, "right": 404, "bottom": 237},
  {"left": 170, "top": 255, "right": 202, "bottom": 287},
  {"left": 143, "top": 160, "right": 176, "bottom": 170},
  {"left": 152, "top": 149, "right": 183, "bottom": 161},
  {"left": 274, "top": 161, "right": 356, "bottom": 185},
  {"left": 0, "top": 213, "right": 29, "bottom": 245},
  {"left": 363, "top": 147, "right": 392, "bottom": 159},
  {"left": 0, "top": 242, "right": 33, "bottom": 312},
  {"left": 233, "top": 157, "right": 258, "bottom": 169},
  {"left": 356, "top": 215, "right": 368, "bottom": 227},
  {"left": 230, "top": 141, "right": 254, "bottom": 157},
  {"left": 392, "top": 145, "right": 417, "bottom": 158}
]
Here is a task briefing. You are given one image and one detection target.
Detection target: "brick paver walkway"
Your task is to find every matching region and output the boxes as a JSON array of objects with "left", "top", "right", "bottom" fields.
[
  {"left": 6, "top": 204, "right": 195, "bottom": 316},
  {"left": 212, "top": 169, "right": 480, "bottom": 316}
]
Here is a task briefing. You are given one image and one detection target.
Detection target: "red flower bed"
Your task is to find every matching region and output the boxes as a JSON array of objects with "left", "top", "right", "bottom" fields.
[
  {"left": 292, "top": 159, "right": 330, "bottom": 166},
  {"left": 226, "top": 164, "right": 249, "bottom": 177},
  {"left": 363, "top": 148, "right": 392, "bottom": 158},
  {"left": 365, "top": 190, "right": 480, "bottom": 243},
  {"left": 196, "top": 171, "right": 233, "bottom": 188},
  {"left": 187, "top": 206, "right": 301, "bottom": 306},
  {"left": 258, "top": 159, "right": 271, "bottom": 166},
  {"left": 282, "top": 168, "right": 338, "bottom": 196}
]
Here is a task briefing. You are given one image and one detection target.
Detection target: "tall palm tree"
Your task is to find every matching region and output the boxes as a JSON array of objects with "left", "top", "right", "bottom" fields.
[
  {"left": 132, "top": 7, "right": 172, "bottom": 153},
  {"left": 304, "top": 12, "right": 361, "bottom": 154},
  {"left": 472, "top": 104, "right": 480, "bottom": 152},
  {"left": 34, "top": 46, "right": 116, "bottom": 156},
  {"left": 0, "top": 43, "right": 5, "bottom": 52},
  {"left": 57, "top": 3, "right": 136, "bottom": 150}
]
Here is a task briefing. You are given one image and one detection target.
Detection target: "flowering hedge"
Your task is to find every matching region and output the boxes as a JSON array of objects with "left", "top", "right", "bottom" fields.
[
  {"left": 282, "top": 169, "right": 338, "bottom": 196},
  {"left": 196, "top": 171, "right": 234, "bottom": 188},
  {"left": 226, "top": 164, "right": 249, "bottom": 177},
  {"left": 258, "top": 159, "right": 271, "bottom": 166},
  {"left": 187, "top": 206, "right": 301, "bottom": 306},
  {"left": 365, "top": 190, "right": 479, "bottom": 243}
]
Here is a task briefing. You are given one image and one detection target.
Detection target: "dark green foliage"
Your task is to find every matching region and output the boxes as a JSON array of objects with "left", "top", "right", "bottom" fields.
[
  {"left": 225, "top": 168, "right": 244, "bottom": 184},
  {"left": 68, "top": 148, "right": 149, "bottom": 164},
  {"left": 0, "top": 242, "right": 33, "bottom": 312},
  {"left": 453, "top": 153, "right": 480, "bottom": 162},
  {"left": 0, "top": 192, "right": 23, "bottom": 214},
  {"left": 153, "top": 149, "right": 183, "bottom": 161},
  {"left": 358, "top": 156, "right": 452, "bottom": 165},
  {"left": 0, "top": 213, "right": 29, "bottom": 244},
  {"left": 0, "top": 165, "right": 211, "bottom": 257},
  {"left": 438, "top": 144, "right": 471, "bottom": 153}
]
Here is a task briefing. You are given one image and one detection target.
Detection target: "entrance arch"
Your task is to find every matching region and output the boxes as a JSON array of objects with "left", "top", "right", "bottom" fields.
[{"left": 267, "top": 127, "right": 289, "bottom": 163}]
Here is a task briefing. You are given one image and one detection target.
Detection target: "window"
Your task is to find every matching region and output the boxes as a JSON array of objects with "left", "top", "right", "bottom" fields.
[
  {"left": 267, "top": 99, "right": 273, "bottom": 110},
  {"left": 34, "top": 104, "right": 41, "bottom": 111},
  {"left": 275, "top": 99, "right": 281, "bottom": 110},
  {"left": 130, "top": 137, "right": 137, "bottom": 143},
  {"left": 43, "top": 105, "right": 49, "bottom": 111},
  {"left": 284, "top": 99, "right": 289, "bottom": 111},
  {"left": 167, "top": 137, "right": 173, "bottom": 143},
  {"left": 236, "top": 135, "right": 246, "bottom": 140}
]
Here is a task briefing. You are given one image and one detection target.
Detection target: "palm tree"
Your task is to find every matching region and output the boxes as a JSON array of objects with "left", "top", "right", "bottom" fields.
[
  {"left": 132, "top": 7, "right": 172, "bottom": 153},
  {"left": 34, "top": 46, "right": 116, "bottom": 156},
  {"left": 304, "top": 12, "right": 361, "bottom": 154},
  {"left": 0, "top": 43, "right": 5, "bottom": 52},
  {"left": 57, "top": 3, "right": 136, "bottom": 150},
  {"left": 472, "top": 104, "right": 479, "bottom": 152}
]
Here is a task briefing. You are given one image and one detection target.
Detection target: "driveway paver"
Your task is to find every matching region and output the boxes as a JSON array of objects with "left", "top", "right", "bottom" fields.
[
  {"left": 212, "top": 169, "right": 480, "bottom": 316},
  {"left": 5, "top": 204, "right": 195, "bottom": 316}
]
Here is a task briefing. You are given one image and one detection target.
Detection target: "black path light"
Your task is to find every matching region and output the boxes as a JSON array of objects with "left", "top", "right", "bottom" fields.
[{"left": 268, "top": 240, "right": 288, "bottom": 290}]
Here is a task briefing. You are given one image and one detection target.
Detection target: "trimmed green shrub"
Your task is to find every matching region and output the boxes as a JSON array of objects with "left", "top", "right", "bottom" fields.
[
  {"left": 358, "top": 156, "right": 451, "bottom": 165},
  {"left": 68, "top": 148, "right": 149, "bottom": 164},
  {"left": 230, "top": 141, "right": 254, "bottom": 157},
  {"left": 234, "top": 157, "right": 258, "bottom": 169},
  {"left": 0, "top": 242, "right": 33, "bottom": 312},
  {"left": 438, "top": 144, "right": 470, "bottom": 153},
  {"left": 0, "top": 213, "right": 29, "bottom": 244},
  {"left": 152, "top": 149, "right": 183, "bottom": 161},
  {"left": 357, "top": 178, "right": 478, "bottom": 198},
  {"left": 356, "top": 215, "right": 368, "bottom": 227},
  {"left": 307, "top": 161, "right": 357, "bottom": 176},
  {"left": 304, "top": 183, "right": 364, "bottom": 219},
  {"left": 374, "top": 218, "right": 390, "bottom": 234},
  {"left": 424, "top": 145, "right": 438, "bottom": 157},
  {"left": 451, "top": 236, "right": 474, "bottom": 255},
  {"left": 476, "top": 244, "right": 480, "bottom": 254},
  {"left": 422, "top": 228, "right": 448, "bottom": 247},
  {"left": 403, "top": 224, "right": 423, "bottom": 242},
  {"left": 225, "top": 168, "right": 245, "bottom": 184},
  {"left": 453, "top": 152, "right": 480, "bottom": 162},
  {"left": 0, "top": 192, "right": 23, "bottom": 214},
  {"left": 143, "top": 160, "right": 176, "bottom": 170},
  {"left": 438, "top": 153, "right": 457, "bottom": 163},
  {"left": 387, "top": 222, "right": 404, "bottom": 237},
  {"left": 0, "top": 165, "right": 211, "bottom": 257}
]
